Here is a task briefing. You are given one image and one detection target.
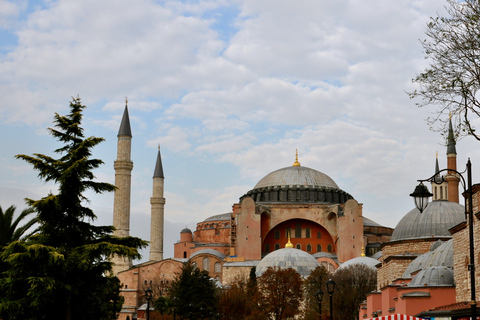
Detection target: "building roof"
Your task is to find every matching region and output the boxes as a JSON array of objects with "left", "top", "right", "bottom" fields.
[
  {"left": 391, "top": 200, "right": 465, "bottom": 241},
  {"left": 203, "top": 213, "right": 231, "bottom": 222},
  {"left": 180, "top": 227, "right": 192, "bottom": 234},
  {"left": 255, "top": 248, "right": 320, "bottom": 277},
  {"left": 153, "top": 148, "right": 164, "bottom": 178},
  {"left": 189, "top": 249, "right": 226, "bottom": 260},
  {"left": 338, "top": 256, "right": 379, "bottom": 271},
  {"left": 403, "top": 239, "right": 453, "bottom": 278},
  {"left": 254, "top": 165, "right": 339, "bottom": 189},
  {"left": 408, "top": 266, "right": 454, "bottom": 287}
]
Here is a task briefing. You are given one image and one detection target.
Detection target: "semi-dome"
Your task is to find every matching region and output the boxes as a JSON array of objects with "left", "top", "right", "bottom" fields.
[
  {"left": 403, "top": 240, "right": 453, "bottom": 278},
  {"left": 391, "top": 200, "right": 464, "bottom": 241},
  {"left": 255, "top": 248, "right": 320, "bottom": 277}
]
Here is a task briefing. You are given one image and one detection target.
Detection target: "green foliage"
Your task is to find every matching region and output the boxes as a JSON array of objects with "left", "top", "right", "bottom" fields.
[
  {"left": 168, "top": 261, "right": 219, "bottom": 320},
  {"left": 0, "top": 97, "right": 147, "bottom": 320},
  {"left": 409, "top": 0, "right": 480, "bottom": 141},
  {"left": 0, "top": 205, "right": 38, "bottom": 249},
  {"left": 257, "top": 267, "right": 303, "bottom": 320},
  {"left": 303, "top": 265, "right": 331, "bottom": 320}
]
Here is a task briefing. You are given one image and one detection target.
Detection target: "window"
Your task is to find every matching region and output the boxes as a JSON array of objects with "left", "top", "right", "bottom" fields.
[
  {"left": 317, "top": 231, "right": 322, "bottom": 239},
  {"left": 265, "top": 244, "right": 270, "bottom": 253},
  {"left": 327, "top": 244, "right": 333, "bottom": 253},
  {"left": 306, "top": 244, "right": 312, "bottom": 252},
  {"left": 274, "top": 243, "right": 280, "bottom": 250},
  {"left": 306, "top": 227, "right": 311, "bottom": 238},
  {"left": 203, "top": 257, "right": 210, "bottom": 271},
  {"left": 286, "top": 227, "right": 291, "bottom": 238},
  {"left": 440, "top": 186, "right": 443, "bottom": 199},
  {"left": 317, "top": 244, "right": 322, "bottom": 252},
  {"left": 295, "top": 223, "right": 301, "bottom": 238},
  {"left": 183, "top": 251, "right": 187, "bottom": 258},
  {"left": 296, "top": 244, "right": 301, "bottom": 250},
  {"left": 274, "top": 230, "right": 280, "bottom": 239},
  {"left": 215, "top": 262, "right": 221, "bottom": 273}
]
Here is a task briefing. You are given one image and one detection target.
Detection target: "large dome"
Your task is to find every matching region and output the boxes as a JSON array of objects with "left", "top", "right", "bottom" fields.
[
  {"left": 391, "top": 200, "right": 465, "bottom": 241},
  {"left": 255, "top": 248, "right": 320, "bottom": 277},
  {"left": 254, "top": 166, "right": 339, "bottom": 189},
  {"left": 242, "top": 165, "right": 352, "bottom": 204}
]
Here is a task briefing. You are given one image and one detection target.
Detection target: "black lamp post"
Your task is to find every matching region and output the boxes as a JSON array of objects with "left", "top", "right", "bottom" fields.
[
  {"left": 316, "top": 288, "right": 324, "bottom": 319},
  {"left": 145, "top": 288, "right": 153, "bottom": 320},
  {"left": 410, "top": 159, "right": 476, "bottom": 319},
  {"left": 172, "top": 297, "right": 177, "bottom": 320},
  {"left": 326, "top": 278, "right": 335, "bottom": 320}
]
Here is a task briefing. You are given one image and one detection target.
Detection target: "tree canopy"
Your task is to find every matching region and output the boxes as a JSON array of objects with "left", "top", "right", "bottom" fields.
[
  {"left": 0, "top": 205, "right": 37, "bottom": 249},
  {"left": 0, "top": 97, "right": 147, "bottom": 320},
  {"left": 409, "top": 0, "right": 480, "bottom": 140}
]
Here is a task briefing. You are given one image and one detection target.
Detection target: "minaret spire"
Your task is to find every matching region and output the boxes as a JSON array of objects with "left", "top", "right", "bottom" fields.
[
  {"left": 293, "top": 149, "right": 301, "bottom": 167},
  {"left": 446, "top": 113, "right": 459, "bottom": 203},
  {"left": 112, "top": 102, "right": 134, "bottom": 273},
  {"left": 150, "top": 146, "right": 166, "bottom": 261}
]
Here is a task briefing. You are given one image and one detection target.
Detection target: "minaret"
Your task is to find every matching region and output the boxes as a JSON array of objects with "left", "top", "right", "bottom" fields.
[
  {"left": 432, "top": 152, "right": 448, "bottom": 201},
  {"left": 445, "top": 115, "right": 460, "bottom": 203},
  {"left": 149, "top": 146, "right": 165, "bottom": 261},
  {"left": 112, "top": 101, "right": 134, "bottom": 273}
]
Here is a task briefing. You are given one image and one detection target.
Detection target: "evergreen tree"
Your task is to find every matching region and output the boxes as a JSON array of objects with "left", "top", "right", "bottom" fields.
[
  {"left": 0, "top": 97, "right": 147, "bottom": 320},
  {"left": 168, "top": 261, "right": 219, "bottom": 320}
]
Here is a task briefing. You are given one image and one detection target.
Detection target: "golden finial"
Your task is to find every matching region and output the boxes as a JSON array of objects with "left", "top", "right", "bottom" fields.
[
  {"left": 436, "top": 151, "right": 438, "bottom": 159},
  {"left": 293, "top": 149, "right": 301, "bottom": 167},
  {"left": 285, "top": 231, "right": 294, "bottom": 248},
  {"left": 158, "top": 144, "right": 160, "bottom": 150},
  {"left": 449, "top": 111, "right": 452, "bottom": 119},
  {"left": 126, "top": 97, "right": 128, "bottom": 106},
  {"left": 361, "top": 246, "right": 366, "bottom": 257}
]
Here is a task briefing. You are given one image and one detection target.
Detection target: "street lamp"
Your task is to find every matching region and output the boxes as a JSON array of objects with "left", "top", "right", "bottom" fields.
[
  {"left": 326, "top": 278, "right": 335, "bottom": 320},
  {"left": 410, "top": 159, "right": 476, "bottom": 319},
  {"left": 316, "top": 288, "right": 324, "bottom": 319},
  {"left": 145, "top": 288, "right": 153, "bottom": 320}
]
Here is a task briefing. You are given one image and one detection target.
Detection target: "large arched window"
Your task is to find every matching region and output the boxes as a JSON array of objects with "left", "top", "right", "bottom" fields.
[
  {"left": 306, "top": 244, "right": 312, "bottom": 252},
  {"left": 274, "top": 243, "right": 280, "bottom": 250},
  {"left": 317, "top": 231, "right": 322, "bottom": 239},
  {"left": 306, "top": 227, "right": 311, "bottom": 238},
  {"left": 317, "top": 244, "right": 322, "bottom": 252},
  {"left": 202, "top": 257, "right": 210, "bottom": 271},
  {"left": 296, "top": 244, "right": 301, "bottom": 250},
  {"left": 327, "top": 244, "right": 333, "bottom": 253},
  {"left": 265, "top": 244, "right": 270, "bottom": 253}
]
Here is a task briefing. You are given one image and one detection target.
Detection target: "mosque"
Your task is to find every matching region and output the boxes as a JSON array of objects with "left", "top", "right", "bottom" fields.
[{"left": 111, "top": 105, "right": 480, "bottom": 320}]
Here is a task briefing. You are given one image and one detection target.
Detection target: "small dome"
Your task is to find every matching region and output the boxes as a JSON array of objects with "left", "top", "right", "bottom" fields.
[
  {"left": 181, "top": 227, "right": 192, "bottom": 234},
  {"left": 403, "top": 239, "right": 453, "bottom": 278},
  {"left": 391, "top": 200, "right": 464, "bottom": 241},
  {"left": 408, "top": 266, "right": 454, "bottom": 287},
  {"left": 254, "top": 166, "right": 339, "bottom": 189},
  {"left": 256, "top": 248, "right": 320, "bottom": 277},
  {"left": 338, "top": 256, "right": 379, "bottom": 271}
]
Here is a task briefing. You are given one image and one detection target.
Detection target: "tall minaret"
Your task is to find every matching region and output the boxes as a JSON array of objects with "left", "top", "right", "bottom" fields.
[
  {"left": 112, "top": 101, "right": 134, "bottom": 272},
  {"left": 149, "top": 147, "right": 165, "bottom": 261},
  {"left": 445, "top": 115, "right": 460, "bottom": 203}
]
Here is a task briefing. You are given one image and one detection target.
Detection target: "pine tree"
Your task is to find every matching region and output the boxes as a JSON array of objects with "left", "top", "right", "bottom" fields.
[{"left": 0, "top": 97, "right": 147, "bottom": 320}]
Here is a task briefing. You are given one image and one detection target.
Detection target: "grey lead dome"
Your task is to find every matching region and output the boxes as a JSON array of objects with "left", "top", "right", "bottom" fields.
[
  {"left": 391, "top": 200, "right": 464, "bottom": 241},
  {"left": 254, "top": 166, "right": 339, "bottom": 189}
]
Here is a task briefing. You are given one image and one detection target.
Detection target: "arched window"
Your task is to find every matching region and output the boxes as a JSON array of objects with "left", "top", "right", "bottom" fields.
[
  {"left": 183, "top": 251, "right": 187, "bottom": 258},
  {"left": 274, "top": 243, "right": 280, "bottom": 250},
  {"left": 440, "top": 186, "right": 443, "bottom": 199},
  {"left": 317, "top": 244, "right": 322, "bottom": 252},
  {"left": 296, "top": 244, "right": 301, "bottom": 250},
  {"left": 295, "top": 223, "right": 301, "bottom": 238},
  {"left": 317, "top": 231, "right": 322, "bottom": 239},
  {"left": 215, "top": 262, "right": 221, "bottom": 273},
  {"left": 327, "top": 244, "right": 333, "bottom": 253},
  {"left": 265, "top": 244, "right": 270, "bottom": 253},
  {"left": 203, "top": 257, "right": 210, "bottom": 271},
  {"left": 306, "top": 244, "right": 312, "bottom": 252},
  {"left": 306, "top": 227, "right": 311, "bottom": 238},
  {"left": 274, "top": 230, "right": 280, "bottom": 239}
]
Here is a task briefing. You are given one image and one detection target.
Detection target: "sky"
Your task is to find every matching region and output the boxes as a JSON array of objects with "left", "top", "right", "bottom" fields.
[{"left": 1, "top": 0, "right": 479, "bottom": 263}]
